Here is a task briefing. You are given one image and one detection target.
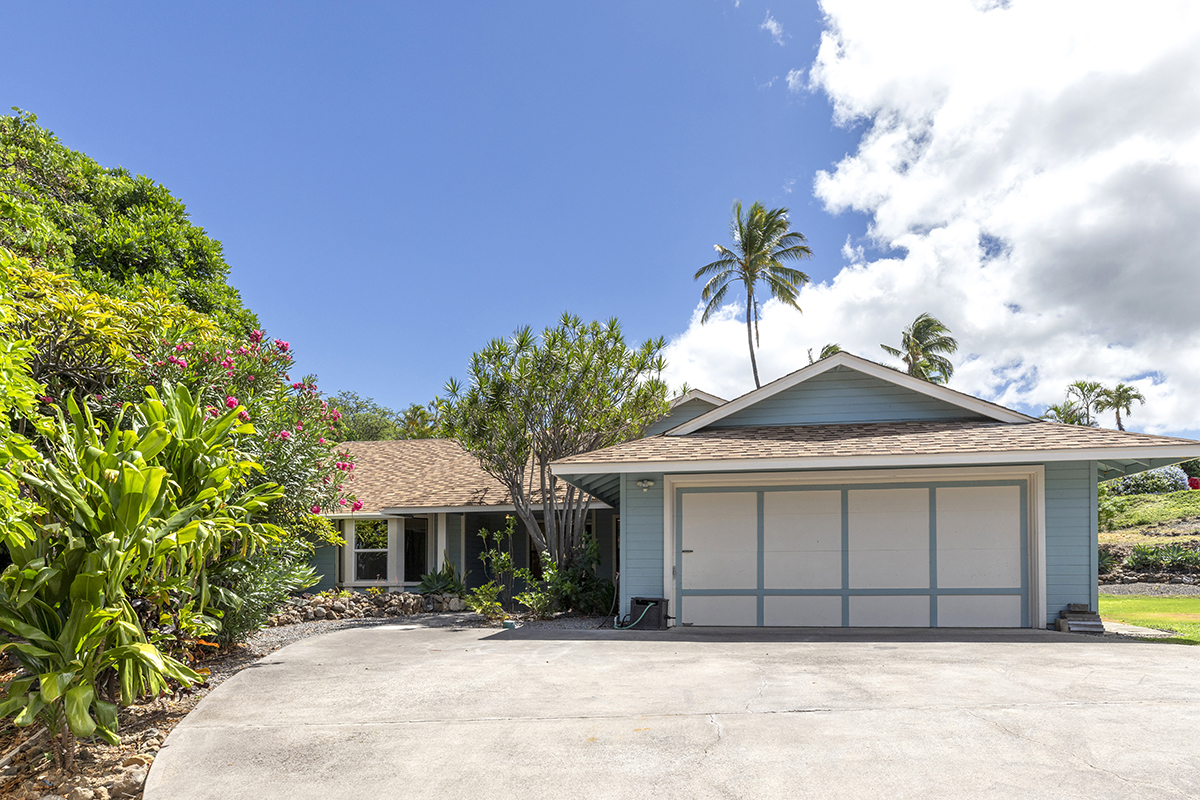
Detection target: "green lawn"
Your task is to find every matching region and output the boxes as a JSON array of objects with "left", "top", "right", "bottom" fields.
[
  {"left": 1099, "top": 594, "right": 1200, "bottom": 644},
  {"left": 1106, "top": 489, "right": 1200, "bottom": 530}
]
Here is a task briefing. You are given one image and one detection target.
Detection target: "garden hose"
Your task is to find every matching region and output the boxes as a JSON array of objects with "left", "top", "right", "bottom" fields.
[{"left": 613, "top": 599, "right": 657, "bottom": 630}]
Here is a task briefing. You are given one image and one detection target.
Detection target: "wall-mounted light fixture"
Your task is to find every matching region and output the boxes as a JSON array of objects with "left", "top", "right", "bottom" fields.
[{"left": 636, "top": 479, "right": 655, "bottom": 492}]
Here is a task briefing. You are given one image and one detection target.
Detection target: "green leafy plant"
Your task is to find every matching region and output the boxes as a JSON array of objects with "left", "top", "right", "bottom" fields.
[
  {"left": 465, "top": 581, "right": 505, "bottom": 620},
  {"left": 1098, "top": 545, "right": 1118, "bottom": 574},
  {"left": 417, "top": 554, "right": 467, "bottom": 597},
  {"left": 0, "top": 385, "right": 282, "bottom": 767},
  {"left": 1097, "top": 483, "right": 1131, "bottom": 531},
  {"left": 208, "top": 538, "right": 318, "bottom": 648}
]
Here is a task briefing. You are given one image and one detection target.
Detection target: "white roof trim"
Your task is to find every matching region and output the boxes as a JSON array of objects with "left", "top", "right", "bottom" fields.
[
  {"left": 665, "top": 352, "right": 1035, "bottom": 436},
  {"left": 669, "top": 389, "right": 726, "bottom": 409},
  {"left": 551, "top": 444, "right": 1200, "bottom": 476}
]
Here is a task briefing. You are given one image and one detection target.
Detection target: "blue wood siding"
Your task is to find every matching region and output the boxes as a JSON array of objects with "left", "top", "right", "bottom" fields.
[
  {"left": 310, "top": 545, "right": 339, "bottom": 593},
  {"left": 708, "top": 367, "right": 986, "bottom": 427},
  {"left": 1043, "top": 460, "right": 1096, "bottom": 624},
  {"left": 620, "top": 473, "right": 665, "bottom": 616},
  {"left": 644, "top": 398, "right": 719, "bottom": 436}
]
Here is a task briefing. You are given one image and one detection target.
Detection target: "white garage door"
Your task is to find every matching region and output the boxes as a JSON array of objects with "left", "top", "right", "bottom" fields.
[{"left": 678, "top": 481, "right": 1027, "bottom": 628}]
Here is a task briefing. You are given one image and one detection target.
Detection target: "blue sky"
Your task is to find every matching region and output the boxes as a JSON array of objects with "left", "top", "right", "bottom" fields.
[
  {"left": 4, "top": 1, "right": 869, "bottom": 408},
  {"left": 8, "top": 2, "right": 1200, "bottom": 437}
]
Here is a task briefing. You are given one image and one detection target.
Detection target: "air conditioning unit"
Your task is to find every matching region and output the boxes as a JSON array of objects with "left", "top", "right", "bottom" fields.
[{"left": 628, "top": 597, "right": 669, "bottom": 630}]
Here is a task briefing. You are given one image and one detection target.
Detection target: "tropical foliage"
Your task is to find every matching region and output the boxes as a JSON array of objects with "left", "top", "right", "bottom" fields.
[
  {"left": 1, "top": 110, "right": 257, "bottom": 334},
  {"left": 880, "top": 312, "right": 958, "bottom": 384},
  {"left": 443, "top": 314, "right": 669, "bottom": 568},
  {"left": 1108, "top": 466, "right": 1190, "bottom": 496},
  {"left": 1096, "top": 382, "right": 1146, "bottom": 431},
  {"left": 329, "top": 391, "right": 444, "bottom": 442},
  {"left": 0, "top": 387, "right": 282, "bottom": 766},
  {"left": 695, "top": 200, "right": 812, "bottom": 388}
]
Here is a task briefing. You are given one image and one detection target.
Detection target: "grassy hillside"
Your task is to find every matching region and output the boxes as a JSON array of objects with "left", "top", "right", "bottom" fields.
[{"left": 1101, "top": 489, "right": 1200, "bottom": 544}]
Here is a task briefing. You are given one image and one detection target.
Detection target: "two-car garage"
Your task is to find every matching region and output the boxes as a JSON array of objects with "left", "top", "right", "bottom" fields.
[{"left": 673, "top": 474, "right": 1030, "bottom": 628}]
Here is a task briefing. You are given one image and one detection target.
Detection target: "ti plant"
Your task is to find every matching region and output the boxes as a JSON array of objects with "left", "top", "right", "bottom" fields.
[{"left": 0, "top": 384, "right": 282, "bottom": 767}]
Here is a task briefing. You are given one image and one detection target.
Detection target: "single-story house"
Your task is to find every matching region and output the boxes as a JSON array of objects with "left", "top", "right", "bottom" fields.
[
  {"left": 550, "top": 353, "right": 1200, "bottom": 629},
  {"left": 312, "top": 438, "right": 618, "bottom": 595}
]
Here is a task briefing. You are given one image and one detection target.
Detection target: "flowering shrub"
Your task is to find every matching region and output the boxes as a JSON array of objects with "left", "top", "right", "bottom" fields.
[
  {"left": 114, "top": 330, "right": 354, "bottom": 540},
  {"left": 1108, "top": 466, "right": 1190, "bottom": 496}
]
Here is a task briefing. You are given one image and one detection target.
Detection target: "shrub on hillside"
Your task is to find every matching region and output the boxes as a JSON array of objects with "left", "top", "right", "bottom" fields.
[{"left": 1108, "top": 466, "right": 1189, "bottom": 496}]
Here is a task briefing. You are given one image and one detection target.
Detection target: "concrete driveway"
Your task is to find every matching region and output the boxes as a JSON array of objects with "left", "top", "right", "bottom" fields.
[{"left": 145, "top": 623, "right": 1200, "bottom": 800}]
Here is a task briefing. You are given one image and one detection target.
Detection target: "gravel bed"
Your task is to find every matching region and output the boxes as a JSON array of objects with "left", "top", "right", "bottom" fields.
[{"left": 1099, "top": 582, "right": 1200, "bottom": 596}]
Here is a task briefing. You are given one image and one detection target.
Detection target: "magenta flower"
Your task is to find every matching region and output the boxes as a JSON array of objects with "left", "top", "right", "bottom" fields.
[
  {"left": 339, "top": 499, "right": 347, "bottom": 506},
  {"left": 295, "top": 422, "right": 303, "bottom": 430},
  {"left": 248, "top": 375, "right": 255, "bottom": 381},
  {"left": 280, "top": 430, "right": 292, "bottom": 440},
  {"left": 226, "top": 396, "right": 239, "bottom": 409},
  {"left": 318, "top": 437, "right": 326, "bottom": 444},
  {"left": 238, "top": 410, "right": 250, "bottom": 422},
  {"left": 249, "top": 330, "right": 263, "bottom": 343},
  {"left": 351, "top": 500, "right": 363, "bottom": 512},
  {"left": 311, "top": 505, "right": 321, "bottom": 514}
]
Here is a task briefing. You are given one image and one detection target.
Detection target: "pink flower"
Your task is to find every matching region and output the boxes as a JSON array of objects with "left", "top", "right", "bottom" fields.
[
  {"left": 226, "top": 396, "right": 239, "bottom": 409},
  {"left": 311, "top": 505, "right": 321, "bottom": 514},
  {"left": 238, "top": 410, "right": 250, "bottom": 421},
  {"left": 175, "top": 344, "right": 185, "bottom": 352},
  {"left": 248, "top": 375, "right": 255, "bottom": 381},
  {"left": 275, "top": 339, "right": 290, "bottom": 353},
  {"left": 206, "top": 406, "right": 219, "bottom": 418},
  {"left": 318, "top": 437, "right": 326, "bottom": 444},
  {"left": 351, "top": 500, "right": 363, "bottom": 512},
  {"left": 176, "top": 358, "right": 187, "bottom": 368},
  {"left": 249, "top": 330, "right": 263, "bottom": 343},
  {"left": 339, "top": 499, "right": 347, "bottom": 506},
  {"left": 292, "top": 382, "right": 302, "bottom": 390},
  {"left": 155, "top": 360, "right": 164, "bottom": 366},
  {"left": 295, "top": 422, "right": 303, "bottom": 430},
  {"left": 280, "top": 430, "right": 291, "bottom": 440}
]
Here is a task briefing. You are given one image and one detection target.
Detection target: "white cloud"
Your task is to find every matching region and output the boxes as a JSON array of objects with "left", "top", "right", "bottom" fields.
[
  {"left": 782, "top": 177, "right": 796, "bottom": 194},
  {"left": 760, "top": 12, "right": 786, "bottom": 46},
  {"left": 786, "top": 68, "right": 805, "bottom": 93},
  {"left": 664, "top": 0, "right": 1200, "bottom": 435}
]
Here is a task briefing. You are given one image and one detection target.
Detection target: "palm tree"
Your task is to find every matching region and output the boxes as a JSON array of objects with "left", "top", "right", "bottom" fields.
[
  {"left": 879, "top": 313, "right": 958, "bottom": 384},
  {"left": 695, "top": 201, "right": 813, "bottom": 388},
  {"left": 1041, "top": 401, "right": 1085, "bottom": 425},
  {"left": 807, "top": 343, "right": 842, "bottom": 364},
  {"left": 1096, "top": 383, "right": 1146, "bottom": 431},
  {"left": 1065, "top": 380, "right": 1103, "bottom": 427}
]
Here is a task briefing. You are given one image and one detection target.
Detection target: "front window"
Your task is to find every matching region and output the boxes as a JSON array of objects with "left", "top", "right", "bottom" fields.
[{"left": 354, "top": 520, "right": 389, "bottom": 582}]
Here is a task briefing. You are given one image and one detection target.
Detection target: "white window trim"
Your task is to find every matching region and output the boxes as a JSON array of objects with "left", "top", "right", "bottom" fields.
[
  {"left": 342, "top": 515, "right": 436, "bottom": 589},
  {"left": 661, "top": 465, "right": 1046, "bottom": 630}
]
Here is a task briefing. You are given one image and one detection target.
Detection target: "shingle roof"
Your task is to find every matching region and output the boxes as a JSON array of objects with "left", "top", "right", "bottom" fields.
[
  {"left": 552, "top": 420, "right": 1200, "bottom": 470},
  {"left": 332, "top": 439, "right": 584, "bottom": 516},
  {"left": 332, "top": 439, "right": 515, "bottom": 515}
]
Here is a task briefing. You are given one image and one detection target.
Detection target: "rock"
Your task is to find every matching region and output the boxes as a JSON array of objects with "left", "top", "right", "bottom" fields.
[
  {"left": 309, "top": 597, "right": 322, "bottom": 607},
  {"left": 65, "top": 788, "right": 96, "bottom": 800},
  {"left": 122, "top": 754, "right": 154, "bottom": 767},
  {"left": 36, "top": 795, "right": 67, "bottom": 800},
  {"left": 92, "top": 789, "right": 110, "bottom": 800},
  {"left": 331, "top": 602, "right": 346, "bottom": 613},
  {"left": 449, "top": 597, "right": 465, "bottom": 612},
  {"left": 110, "top": 766, "right": 147, "bottom": 797},
  {"left": 312, "top": 607, "right": 327, "bottom": 620}
]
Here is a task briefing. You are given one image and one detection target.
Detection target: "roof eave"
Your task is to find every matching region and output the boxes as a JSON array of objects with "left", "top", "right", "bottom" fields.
[{"left": 550, "top": 444, "right": 1200, "bottom": 476}]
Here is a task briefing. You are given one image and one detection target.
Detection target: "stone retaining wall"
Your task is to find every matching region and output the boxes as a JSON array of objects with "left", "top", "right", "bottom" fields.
[{"left": 268, "top": 591, "right": 466, "bottom": 626}]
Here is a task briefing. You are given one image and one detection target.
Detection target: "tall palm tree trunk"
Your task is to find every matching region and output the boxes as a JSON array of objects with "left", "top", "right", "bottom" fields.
[
  {"left": 746, "top": 288, "right": 760, "bottom": 388},
  {"left": 1116, "top": 410, "right": 1125, "bottom": 431}
]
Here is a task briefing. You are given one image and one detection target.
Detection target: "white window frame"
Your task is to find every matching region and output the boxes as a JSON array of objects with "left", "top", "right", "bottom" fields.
[{"left": 343, "top": 515, "right": 436, "bottom": 589}]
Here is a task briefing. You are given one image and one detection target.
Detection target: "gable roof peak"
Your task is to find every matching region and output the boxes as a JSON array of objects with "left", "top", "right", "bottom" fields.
[{"left": 665, "top": 351, "right": 1036, "bottom": 436}]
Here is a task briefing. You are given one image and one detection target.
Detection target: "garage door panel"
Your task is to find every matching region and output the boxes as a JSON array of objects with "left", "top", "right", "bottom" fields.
[
  {"left": 850, "top": 549, "right": 929, "bottom": 589},
  {"left": 850, "top": 595, "right": 930, "bottom": 627},
  {"left": 764, "top": 595, "right": 842, "bottom": 626},
  {"left": 681, "top": 492, "right": 757, "bottom": 590},
  {"left": 937, "top": 486, "right": 1023, "bottom": 589},
  {"left": 937, "top": 548, "right": 1022, "bottom": 588},
  {"left": 765, "top": 551, "right": 841, "bottom": 589},
  {"left": 763, "top": 490, "right": 841, "bottom": 551},
  {"left": 684, "top": 553, "right": 757, "bottom": 590},
  {"left": 683, "top": 595, "right": 757, "bottom": 626},
  {"left": 938, "top": 595, "right": 1022, "bottom": 627}
]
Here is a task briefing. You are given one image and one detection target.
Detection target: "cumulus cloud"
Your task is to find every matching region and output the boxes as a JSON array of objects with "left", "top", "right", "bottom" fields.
[
  {"left": 760, "top": 12, "right": 786, "bottom": 46},
  {"left": 664, "top": 0, "right": 1200, "bottom": 435}
]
